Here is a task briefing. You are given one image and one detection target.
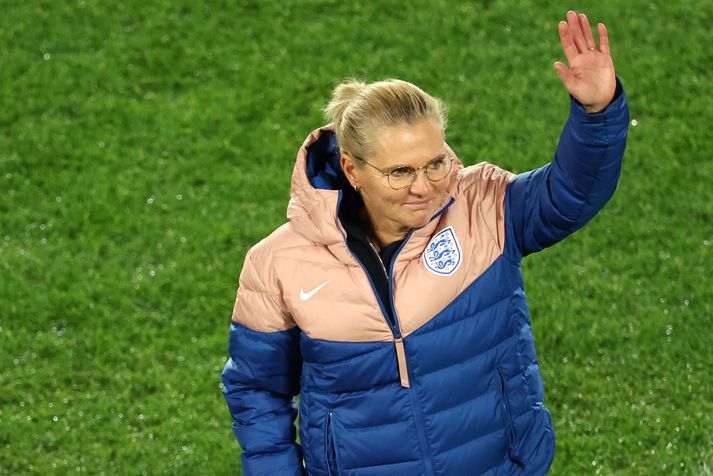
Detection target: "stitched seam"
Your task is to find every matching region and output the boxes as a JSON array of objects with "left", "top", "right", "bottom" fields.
[
  {"left": 302, "top": 343, "right": 390, "bottom": 366},
  {"left": 425, "top": 373, "right": 532, "bottom": 422},
  {"left": 300, "top": 378, "right": 397, "bottom": 395},
  {"left": 239, "top": 286, "right": 283, "bottom": 298},
  {"left": 556, "top": 113, "right": 611, "bottom": 224},
  {"left": 345, "top": 457, "right": 423, "bottom": 471},
  {"left": 340, "top": 419, "right": 412, "bottom": 432},
  {"left": 434, "top": 405, "right": 532, "bottom": 465},
  {"left": 412, "top": 293, "right": 510, "bottom": 337},
  {"left": 437, "top": 419, "right": 506, "bottom": 458},
  {"left": 417, "top": 327, "right": 516, "bottom": 381}
]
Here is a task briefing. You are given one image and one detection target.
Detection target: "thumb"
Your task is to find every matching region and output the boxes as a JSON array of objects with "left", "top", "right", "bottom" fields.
[{"left": 553, "top": 61, "right": 576, "bottom": 93}]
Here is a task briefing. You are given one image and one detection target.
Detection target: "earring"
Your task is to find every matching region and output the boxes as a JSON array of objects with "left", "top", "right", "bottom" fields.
[{"left": 354, "top": 185, "right": 360, "bottom": 192}]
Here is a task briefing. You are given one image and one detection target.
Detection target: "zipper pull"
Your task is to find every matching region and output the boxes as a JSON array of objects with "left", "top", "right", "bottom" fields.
[{"left": 394, "top": 338, "right": 410, "bottom": 388}]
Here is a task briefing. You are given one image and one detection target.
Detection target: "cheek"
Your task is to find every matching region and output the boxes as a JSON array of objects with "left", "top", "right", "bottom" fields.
[
  {"left": 433, "top": 178, "right": 449, "bottom": 193},
  {"left": 432, "top": 182, "right": 449, "bottom": 201},
  {"left": 384, "top": 191, "right": 408, "bottom": 208},
  {"left": 362, "top": 186, "right": 403, "bottom": 213}
]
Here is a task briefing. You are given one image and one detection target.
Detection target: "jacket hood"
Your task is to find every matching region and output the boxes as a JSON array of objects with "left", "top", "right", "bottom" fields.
[
  {"left": 286, "top": 126, "right": 463, "bottom": 257},
  {"left": 286, "top": 127, "right": 346, "bottom": 248}
]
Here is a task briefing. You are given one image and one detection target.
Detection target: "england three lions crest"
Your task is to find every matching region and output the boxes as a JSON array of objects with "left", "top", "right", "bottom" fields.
[{"left": 423, "top": 226, "right": 462, "bottom": 276}]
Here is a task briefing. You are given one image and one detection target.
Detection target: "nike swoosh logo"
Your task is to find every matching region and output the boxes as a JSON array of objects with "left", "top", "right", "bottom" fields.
[{"left": 300, "top": 280, "right": 330, "bottom": 301}]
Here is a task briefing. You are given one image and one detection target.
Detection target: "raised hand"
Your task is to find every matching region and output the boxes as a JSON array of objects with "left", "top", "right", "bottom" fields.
[{"left": 554, "top": 11, "right": 617, "bottom": 113}]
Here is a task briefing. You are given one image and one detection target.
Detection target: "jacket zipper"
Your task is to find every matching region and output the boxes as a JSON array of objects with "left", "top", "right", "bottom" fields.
[
  {"left": 366, "top": 239, "right": 411, "bottom": 387},
  {"left": 497, "top": 367, "right": 526, "bottom": 468},
  {"left": 497, "top": 368, "right": 516, "bottom": 449},
  {"left": 325, "top": 411, "right": 339, "bottom": 476},
  {"left": 334, "top": 193, "right": 401, "bottom": 336},
  {"left": 333, "top": 193, "right": 453, "bottom": 476},
  {"left": 334, "top": 193, "right": 455, "bottom": 389},
  {"left": 379, "top": 201, "right": 454, "bottom": 476},
  {"left": 386, "top": 230, "right": 436, "bottom": 476}
]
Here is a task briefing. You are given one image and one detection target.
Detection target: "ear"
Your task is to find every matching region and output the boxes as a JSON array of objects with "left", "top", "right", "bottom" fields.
[{"left": 340, "top": 154, "right": 360, "bottom": 189}]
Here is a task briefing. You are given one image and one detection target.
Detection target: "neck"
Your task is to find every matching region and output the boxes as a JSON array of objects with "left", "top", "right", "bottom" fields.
[{"left": 358, "top": 207, "right": 408, "bottom": 249}]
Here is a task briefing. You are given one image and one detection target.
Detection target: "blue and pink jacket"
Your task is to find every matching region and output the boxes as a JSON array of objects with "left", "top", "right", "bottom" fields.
[{"left": 222, "top": 81, "right": 629, "bottom": 475}]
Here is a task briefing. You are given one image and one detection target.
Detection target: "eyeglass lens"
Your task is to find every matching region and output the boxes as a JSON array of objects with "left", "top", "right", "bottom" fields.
[{"left": 388, "top": 157, "right": 451, "bottom": 189}]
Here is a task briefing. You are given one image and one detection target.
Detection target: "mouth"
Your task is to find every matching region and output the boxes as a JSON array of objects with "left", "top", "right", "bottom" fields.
[{"left": 403, "top": 198, "right": 432, "bottom": 210}]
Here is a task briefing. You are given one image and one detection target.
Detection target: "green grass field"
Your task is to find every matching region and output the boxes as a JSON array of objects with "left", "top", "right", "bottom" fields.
[{"left": 1, "top": 0, "right": 712, "bottom": 474}]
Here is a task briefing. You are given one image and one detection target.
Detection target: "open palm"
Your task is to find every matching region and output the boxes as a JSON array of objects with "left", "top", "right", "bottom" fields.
[{"left": 554, "top": 11, "right": 617, "bottom": 113}]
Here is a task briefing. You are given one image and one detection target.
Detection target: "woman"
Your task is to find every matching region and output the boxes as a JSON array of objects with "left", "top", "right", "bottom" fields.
[{"left": 222, "top": 11, "right": 629, "bottom": 476}]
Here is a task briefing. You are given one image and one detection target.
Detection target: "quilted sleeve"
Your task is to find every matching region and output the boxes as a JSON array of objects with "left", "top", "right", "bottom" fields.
[
  {"left": 504, "top": 77, "right": 629, "bottom": 259},
  {"left": 220, "top": 248, "right": 305, "bottom": 476}
]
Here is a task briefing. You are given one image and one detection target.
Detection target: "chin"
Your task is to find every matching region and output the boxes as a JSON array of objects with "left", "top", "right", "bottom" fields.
[{"left": 403, "top": 211, "right": 433, "bottom": 230}]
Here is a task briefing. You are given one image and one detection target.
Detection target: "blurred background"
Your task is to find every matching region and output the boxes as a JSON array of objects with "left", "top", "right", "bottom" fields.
[{"left": 1, "top": 0, "right": 712, "bottom": 474}]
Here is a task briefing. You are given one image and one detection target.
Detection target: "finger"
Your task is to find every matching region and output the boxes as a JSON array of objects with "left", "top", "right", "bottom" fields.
[
  {"left": 554, "top": 61, "right": 577, "bottom": 93},
  {"left": 558, "top": 21, "right": 579, "bottom": 65},
  {"left": 578, "top": 13, "right": 597, "bottom": 50},
  {"left": 567, "top": 10, "right": 588, "bottom": 53},
  {"left": 598, "top": 23, "right": 610, "bottom": 55}
]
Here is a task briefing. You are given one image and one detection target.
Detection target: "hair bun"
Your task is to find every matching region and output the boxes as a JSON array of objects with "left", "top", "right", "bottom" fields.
[{"left": 323, "top": 79, "right": 366, "bottom": 129}]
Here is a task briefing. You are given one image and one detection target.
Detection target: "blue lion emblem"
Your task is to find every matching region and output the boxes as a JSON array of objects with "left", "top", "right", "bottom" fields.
[{"left": 424, "top": 226, "right": 462, "bottom": 276}]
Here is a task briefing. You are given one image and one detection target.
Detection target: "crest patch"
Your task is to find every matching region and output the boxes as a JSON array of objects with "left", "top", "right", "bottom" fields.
[{"left": 423, "top": 226, "right": 462, "bottom": 276}]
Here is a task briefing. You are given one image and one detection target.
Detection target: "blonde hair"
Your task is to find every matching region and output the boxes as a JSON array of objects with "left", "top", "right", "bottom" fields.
[{"left": 323, "top": 78, "right": 447, "bottom": 162}]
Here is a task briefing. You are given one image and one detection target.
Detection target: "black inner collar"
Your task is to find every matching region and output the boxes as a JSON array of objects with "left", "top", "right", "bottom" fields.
[{"left": 339, "top": 188, "right": 403, "bottom": 324}]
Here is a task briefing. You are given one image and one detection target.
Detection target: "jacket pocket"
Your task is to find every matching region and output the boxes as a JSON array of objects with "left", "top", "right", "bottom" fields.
[
  {"left": 497, "top": 367, "right": 526, "bottom": 468},
  {"left": 325, "top": 411, "right": 340, "bottom": 476}
]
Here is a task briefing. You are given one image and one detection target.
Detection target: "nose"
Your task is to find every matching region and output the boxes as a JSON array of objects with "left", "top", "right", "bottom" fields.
[{"left": 409, "top": 169, "right": 431, "bottom": 196}]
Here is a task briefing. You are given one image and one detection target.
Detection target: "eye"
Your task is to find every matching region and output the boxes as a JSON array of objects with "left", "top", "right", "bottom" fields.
[
  {"left": 427, "top": 157, "right": 446, "bottom": 170},
  {"left": 389, "top": 167, "right": 414, "bottom": 178}
]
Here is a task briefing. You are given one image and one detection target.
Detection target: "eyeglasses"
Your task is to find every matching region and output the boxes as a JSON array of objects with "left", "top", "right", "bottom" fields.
[{"left": 354, "top": 155, "right": 453, "bottom": 190}]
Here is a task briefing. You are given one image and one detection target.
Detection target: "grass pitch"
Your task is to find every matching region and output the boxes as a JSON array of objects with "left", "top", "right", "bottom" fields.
[{"left": 1, "top": 0, "right": 712, "bottom": 474}]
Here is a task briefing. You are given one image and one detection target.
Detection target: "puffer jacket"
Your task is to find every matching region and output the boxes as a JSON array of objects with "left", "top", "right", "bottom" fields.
[{"left": 221, "top": 80, "right": 629, "bottom": 476}]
